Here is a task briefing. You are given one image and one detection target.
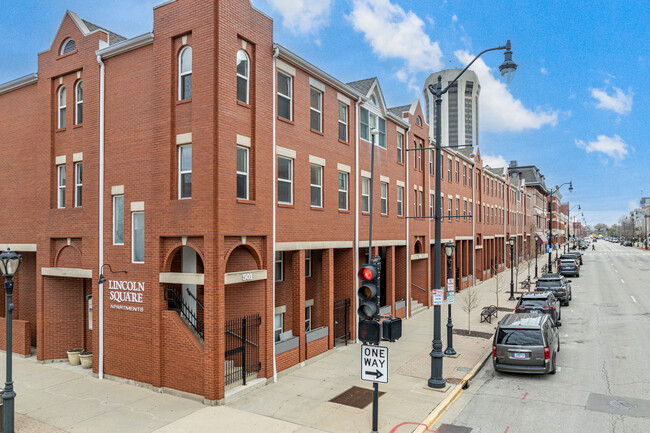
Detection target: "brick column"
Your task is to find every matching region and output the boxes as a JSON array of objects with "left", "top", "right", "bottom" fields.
[
  {"left": 386, "top": 246, "right": 395, "bottom": 313},
  {"left": 291, "top": 250, "right": 306, "bottom": 362},
  {"left": 322, "top": 248, "right": 334, "bottom": 349}
]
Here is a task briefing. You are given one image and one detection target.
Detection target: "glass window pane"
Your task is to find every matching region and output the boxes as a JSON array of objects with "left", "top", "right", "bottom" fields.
[
  {"left": 311, "top": 165, "right": 321, "bottom": 185},
  {"left": 76, "top": 81, "right": 83, "bottom": 101},
  {"left": 278, "top": 182, "right": 291, "bottom": 203},
  {"left": 180, "top": 173, "right": 192, "bottom": 198},
  {"left": 237, "top": 147, "right": 247, "bottom": 173},
  {"left": 339, "top": 122, "right": 347, "bottom": 141},
  {"left": 338, "top": 172, "right": 347, "bottom": 189},
  {"left": 237, "top": 173, "right": 247, "bottom": 199},
  {"left": 310, "top": 88, "right": 320, "bottom": 110},
  {"left": 59, "top": 107, "right": 66, "bottom": 128},
  {"left": 180, "top": 47, "right": 192, "bottom": 73},
  {"left": 339, "top": 191, "right": 346, "bottom": 210},
  {"left": 114, "top": 196, "right": 124, "bottom": 244},
  {"left": 278, "top": 97, "right": 290, "bottom": 120},
  {"left": 133, "top": 212, "right": 145, "bottom": 262},
  {"left": 311, "top": 186, "right": 321, "bottom": 207},
  {"left": 278, "top": 157, "right": 291, "bottom": 180},
  {"left": 59, "top": 87, "right": 66, "bottom": 106},
  {"left": 277, "top": 72, "right": 290, "bottom": 96},
  {"left": 237, "top": 76, "right": 248, "bottom": 103},
  {"left": 182, "top": 74, "right": 192, "bottom": 99},
  {"left": 339, "top": 103, "right": 346, "bottom": 121},
  {"left": 237, "top": 51, "right": 248, "bottom": 76},
  {"left": 310, "top": 110, "right": 321, "bottom": 131},
  {"left": 181, "top": 146, "right": 192, "bottom": 171}
]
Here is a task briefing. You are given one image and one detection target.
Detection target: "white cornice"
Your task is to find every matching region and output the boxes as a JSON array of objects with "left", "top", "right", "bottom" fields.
[
  {"left": 96, "top": 33, "right": 154, "bottom": 59},
  {"left": 0, "top": 73, "right": 38, "bottom": 95}
]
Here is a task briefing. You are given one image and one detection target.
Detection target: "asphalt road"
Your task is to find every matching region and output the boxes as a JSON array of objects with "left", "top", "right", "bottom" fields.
[{"left": 434, "top": 240, "right": 650, "bottom": 433}]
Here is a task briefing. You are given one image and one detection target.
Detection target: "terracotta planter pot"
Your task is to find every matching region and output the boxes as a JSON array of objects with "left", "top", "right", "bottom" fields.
[
  {"left": 67, "top": 348, "right": 84, "bottom": 365},
  {"left": 79, "top": 351, "right": 93, "bottom": 369}
]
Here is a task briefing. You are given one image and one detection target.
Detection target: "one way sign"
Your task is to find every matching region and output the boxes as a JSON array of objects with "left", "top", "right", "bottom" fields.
[{"left": 361, "top": 345, "right": 389, "bottom": 384}]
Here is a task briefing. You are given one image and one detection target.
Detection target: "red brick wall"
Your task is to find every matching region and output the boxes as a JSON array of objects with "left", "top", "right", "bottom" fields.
[
  {"left": 276, "top": 346, "right": 299, "bottom": 372},
  {"left": 16, "top": 252, "right": 37, "bottom": 346},
  {"left": 0, "top": 319, "right": 31, "bottom": 356},
  {"left": 42, "top": 276, "right": 85, "bottom": 359},
  {"left": 306, "top": 335, "right": 328, "bottom": 359},
  {"left": 161, "top": 310, "right": 204, "bottom": 396}
]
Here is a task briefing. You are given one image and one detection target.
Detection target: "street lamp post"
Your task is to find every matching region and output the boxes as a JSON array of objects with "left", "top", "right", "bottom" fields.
[
  {"left": 426, "top": 41, "right": 517, "bottom": 389},
  {"left": 0, "top": 248, "right": 22, "bottom": 433},
  {"left": 444, "top": 242, "right": 456, "bottom": 356},
  {"left": 508, "top": 236, "right": 516, "bottom": 300},
  {"left": 548, "top": 182, "right": 573, "bottom": 272},
  {"left": 534, "top": 234, "right": 539, "bottom": 278}
]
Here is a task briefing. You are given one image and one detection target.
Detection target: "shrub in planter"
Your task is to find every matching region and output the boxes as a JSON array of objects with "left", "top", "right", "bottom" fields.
[
  {"left": 67, "top": 348, "right": 84, "bottom": 365},
  {"left": 79, "top": 351, "right": 93, "bottom": 369}
]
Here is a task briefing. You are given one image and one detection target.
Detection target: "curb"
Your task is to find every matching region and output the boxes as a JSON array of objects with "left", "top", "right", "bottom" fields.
[{"left": 413, "top": 347, "right": 492, "bottom": 433}]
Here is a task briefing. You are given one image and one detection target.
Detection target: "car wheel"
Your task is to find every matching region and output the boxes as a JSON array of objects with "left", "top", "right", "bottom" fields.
[
  {"left": 576, "top": 273, "right": 580, "bottom": 277},
  {"left": 549, "top": 355, "right": 557, "bottom": 374}
]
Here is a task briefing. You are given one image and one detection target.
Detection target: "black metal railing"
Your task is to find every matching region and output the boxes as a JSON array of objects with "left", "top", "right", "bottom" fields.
[
  {"left": 164, "top": 286, "right": 204, "bottom": 340},
  {"left": 334, "top": 299, "right": 350, "bottom": 346},
  {"left": 225, "top": 315, "right": 261, "bottom": 386}
]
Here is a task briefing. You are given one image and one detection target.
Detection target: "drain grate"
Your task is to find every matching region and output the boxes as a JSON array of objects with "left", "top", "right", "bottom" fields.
[
  {"left": 329, "top": 386, "right": 385, "bottom": 409},
  {"left": 437, "top": 424, "right": 472, "bottom": 433},
  {"left": 446, "top": 377, "right": 463, "bottom": 384}
]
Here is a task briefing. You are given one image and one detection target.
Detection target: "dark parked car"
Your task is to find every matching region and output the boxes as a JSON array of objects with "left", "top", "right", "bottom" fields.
[
  {"left": 562, "top": 251, "right": 583, "bottom": 265},
  {"left": 515, "top": 292, "right": 561, "bottom": 325},
  {"left": 493, "top": 313, "right": 560, "bottom": 374},
  {"left": 536, "top": 274, "right": 572, "bottom": 306},
  {"left": 558, "top": 259, "right": 580, "bottom": 277},
  {"left": 624, "top": 241, "right": 633, "bottom": 247}
]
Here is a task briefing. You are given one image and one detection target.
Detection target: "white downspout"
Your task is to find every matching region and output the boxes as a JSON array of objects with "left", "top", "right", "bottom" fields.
[
  {"left": 472, "top": 162, "right": 475, "bottom": 286},
  {"left": 404, "top": 129, "right": 410, "bottom": 315},
  {"left": 354, "top": 96, "right": 361, "bottom": 342},
  {"left": 272, "top": 46, "right": 279, "bottom": 382},
  {"left": 96, "top": 54, "right": 105, "bottom": 380}
]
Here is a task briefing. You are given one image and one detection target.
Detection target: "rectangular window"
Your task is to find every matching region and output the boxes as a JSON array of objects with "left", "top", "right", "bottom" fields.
[
  {"left": 338, "top": 102, "right": 348, "bottom": 141},
  {"left": 179, "top": 144, "right": 192, "bottom": 199},
  {"left": 360, "top": 107, "right": 369, "bottom": 141},
  {"left": 463, "top": 166, "right": 467, "bottom": 185},
  {"left": 429, "top": 194, "right": 434, "bottom": 218},
  {"left": 469, "top": 167, "right": 473, "bottom": 187},
  {"left": 74, "top": 162, "right": 82, "bottom": 207},
  {"left": 448, "top": 83, "right": 458, "bottom": 147},
  {"left": 360, "top": 108, "right": 386, "bottom": 148},
  {"left": 277, "top": 71, "right": 292, "bottom": 120},
  {"left": 397, "top": 186, "right": 403, "bottom": 217},
  {"left": 455, "top": 161, "right": 459, "bottom": 182},
  {"left": 418, "top": 145, "right": 422, "bottom": 170},
  {"left": 113, "top": 195, "right": 124, "bottom": 245},
  {"left": 429, "top": 150, "right": 434, "bottom": 175},
  {"left": 463, "top": 200, "right": 467, "bottom": 221},
  {"left": 338, "top": 171, "right": 348, "bottom": 210},
  {"left": 274, "top": 313, "right": 284, "bottom": 342},
  {"left": 305, "top": 250, "right": 312, "bottom": 278},
  {"left": 277, "top": 156, "right": 293, "bottom": 204},
  {"left": 397, "top": 133, "right": 403, "bottom": 163},
  {"left": 448, "top": 198, "right": 452, "bottom": 221},
  {"left": 362, "top": 177, "right": 370, "bottom": 213},
  {"left": 456, "top": 199, "right": 460, "bottom": 221},
  {"left": 310, "top": 164, "right": 323, "bottom": 207},
  {"left": 414, "top": 190, "right": 418, "bottom": 217},
  {"left": 465, "top": 82, "right": 473, "bottom": 145},
  {"left": 447, "top": 157, "right": 452, "bottom": 181},
  {"left": 310, "top": 88, "right": 322, "bottom": 132},
  {"left": 132, "top": 211, "right": 144, "bottom": 263},
  {"left": 380, "top": 182, "right": 388, "bottom": 215},
  {"left": 418, "top": 191, "right": 423, "bottom": 217},
  {"left": 305, "top": 306, "right": 312, "bottom": 332},
  {"left": 236, "top": 146, "right": 249, "bottom": 200},
  {"left": 57, "top": 164, "right": 66, "bottom": 208},
  {"left": 275, "top": 251, "right": 283, "bottom": 282}
]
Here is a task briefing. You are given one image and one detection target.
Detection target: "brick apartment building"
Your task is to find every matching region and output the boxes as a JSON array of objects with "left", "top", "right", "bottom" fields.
[{"left": 0, "top": 0, "right": 544, "bottom": 403}]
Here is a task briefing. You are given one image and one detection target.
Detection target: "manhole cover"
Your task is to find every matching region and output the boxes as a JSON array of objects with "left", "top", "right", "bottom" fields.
[
  {"left": 446, "top": 377, "right": 463, "bottom": 384},
  {"left": 610, "top": 400, "right": 637, "bottom": 410},
  {"left": 437, "top": 424, "right": 472, "bottom": 433},
  {"left": 329, "top": 386, "right": 385, "bottom": 409}
]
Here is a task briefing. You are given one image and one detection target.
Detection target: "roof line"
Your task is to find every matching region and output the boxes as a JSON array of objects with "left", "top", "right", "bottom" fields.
[{"left": 0, "top": 73, "right": 38, "bottom": 95}]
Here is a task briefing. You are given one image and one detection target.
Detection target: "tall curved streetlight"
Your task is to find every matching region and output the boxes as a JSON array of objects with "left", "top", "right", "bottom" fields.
[
  {"left": 567, "top": 204, "right": 580, "bottom": 251},
  {"left": 508, "top": 236, "right": 516, "bottom": 300},
  {"left": 426, "top": 41, "right": 517, "bottom": 389},
  {"left": 548, "top": 182, "right": 573, "bottom": 272}
]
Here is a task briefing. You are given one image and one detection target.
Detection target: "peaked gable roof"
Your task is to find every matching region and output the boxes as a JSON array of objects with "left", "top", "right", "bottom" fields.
[{"left": 47, "top": 11, "right": 126, "bottom": 53}]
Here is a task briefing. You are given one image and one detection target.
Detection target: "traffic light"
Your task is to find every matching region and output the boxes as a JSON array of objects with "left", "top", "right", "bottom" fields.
[
  {"left": 381, "top": 316, "right": 402, "bottom": 342},
  {"left": 357, "top": 261, "right": 380, "bottom": 320},
  {"left": 358, "top": 319, "right": 381, "bottom": 345}
]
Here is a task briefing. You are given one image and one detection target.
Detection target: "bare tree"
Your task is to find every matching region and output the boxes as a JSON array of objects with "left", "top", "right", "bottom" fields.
[{"left": 462, "top": 286, "right": 480, "bottom": 334}]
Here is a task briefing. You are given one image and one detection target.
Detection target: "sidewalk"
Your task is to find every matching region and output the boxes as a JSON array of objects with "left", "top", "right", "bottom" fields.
[{"left": 7, "top": 263, "right": 536, "bottom": 433}]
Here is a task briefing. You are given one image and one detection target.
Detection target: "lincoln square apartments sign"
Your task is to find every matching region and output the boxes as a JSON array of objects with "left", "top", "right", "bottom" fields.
[{"left": 107, "top": 280, "right": 145, "bottom": 312}]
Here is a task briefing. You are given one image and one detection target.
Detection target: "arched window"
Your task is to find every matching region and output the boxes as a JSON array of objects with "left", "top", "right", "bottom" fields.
[
  {"left": 179, "top": 46, "right": 192, "bottom": 100},
  {"left": 416, "top": 115, "right": 422, "bottom": 126},
  {"left": 236, "top": 50, "right": 249, "bottom": 104},
  {"left": 75, "top": 81, "right": 83, "bottom": 125},
  {"left": 58, "top": 86, "right": 67, "bottom": 129},
  {"left": 61, "top": 38, "right": 76, "bottom": 55}
]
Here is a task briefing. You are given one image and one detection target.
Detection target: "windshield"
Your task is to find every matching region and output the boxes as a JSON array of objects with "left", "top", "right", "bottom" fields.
[
  {"left": 519, "top": 300, "right": 550, "bottom": 307},
  {"left": 497, "top": 329, "right": 544, "bottom": 346},
  {"left": 537, "top": 280, "right": 562, "bottom": 288}
]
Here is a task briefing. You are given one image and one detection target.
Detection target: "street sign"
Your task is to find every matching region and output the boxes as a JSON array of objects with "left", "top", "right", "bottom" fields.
[
  {"left": 433, "top": 289, "right": 444, "bottom": 305},
  {"left": 447, "top": 278, "right": 454, "bottom": 292},
  {"left": 447, "top": 291, "right": 454, "bottom": 304},
  {"left": 361, "top": 345, "right": 388, "bottom": 384}
]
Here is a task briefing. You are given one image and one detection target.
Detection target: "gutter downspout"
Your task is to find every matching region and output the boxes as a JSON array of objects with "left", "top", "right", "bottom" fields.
[
  {"left": 471, "top": 161, "right": 475, "bottom": 287},
  {"left": 96, "top": 54, "right": 105, "bottom": 380},
  {"left": 272, "top": 46, "right": 279, "bottom": 383},
  {"left": 354, "top": 96, "right": 361, "bottom": 341},
  {"left": 405, "top": 127, "right": 410, "bottom": 316}
]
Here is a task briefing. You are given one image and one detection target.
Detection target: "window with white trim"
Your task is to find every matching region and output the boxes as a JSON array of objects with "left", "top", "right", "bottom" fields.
[
  {"left": 447, "top": 157, "right": 452, "bottom": 181},
  {"left": 74, "top": 162, "right": 82, "bottom": 207},
  {"left": 456, "top": 199, "right": 460, "bottom": 221},
  {"left": 380, "top": 182, "right": 388, "bottom": 215},
  {"left": 469, "top": 167, "right": 473, "bottom": 187},
  {"left": 179, "top": 46, "right": 192, "bottom": 100},
  {"left": 430, "top": 193, "right": 434, "bottom": 218},
  {"left": 310, "top": 164, "right": 323, "bottom": 207},
  {"left": 338, "top": 171, "right": 348, "bottom": 210},
  {"left": 132, "top": 211, "right": 145, "bottom": 263},
  {"left": 275, "top": 251, "right": 283, "bottom": 282},
  {"left": 338, "top": 102, "right": 348, "bottom": 141},
  {"left": 57, "top": 164, "right": 66, "bottom": 208},
  {"left": 75, "top": 81, "right": 83, "bottom": 125},
  {"left": 448, "top": 198, "right": 452, "bottom": 221},
  {"left": 455, "top": 161, "right": 460, "bottom": 182},
  {"left": 305, "top": 250, "right": 312, "bottom": 278},
  {"left": 418, "top": 145, "right": 422, "bottom": 170},
  {"left": 429, "top": 149, "right": 434, "bottom": 175},
  {"left": 310, "top": 88, "right": 322, "bottom": 132},
  {"left": 305, "top": 306, "right": 312, "bottom": 332},
  {"left": 463, "top": 166, "right": 467, "bottom": 185},
  {"left": 277, "top": 71, "right": 292, "bottom": 120},
  {"left": 419, "top": 191, "right": 423, "bottom": 217},
  {"left": 414, "top": 190, "right": 418, "bottom": 216},
  {"left": 113, "top": 195, "right": 124, "bottom": 245},
  {"left": 58, "top": 86, "right": 66, "bottom": 129},
  {"left": 277, "top": 156, "right": 293, "bottom": 204},
  {"left": 236, "top": 50, "right": 249, "bottom": 103},
  {"left": 360, "top": 108, "right": 386, "bottom": 148},
  {"left": 397, "top": 186, "right": 403, "bottom": 217},
  {"left": 274, "top": 313, "right": 284, "bottom": 342},
  {"left": 179, "top": 145, "right": 192, "bottom": 199},
  {"left": 61, "top": 38, "right": 76, "bottom": 55},
  {"left": 463, "top": 200, "right": 467, "bottom": 221},
  {"left": 236, "top": 146, "right": 249, "bottom": 200},
  {"left": 361, "top": 177, "right": 370, "bottom": 213},
  {"left": 397, "top": 132, "right": 403, "bottom": 163}
]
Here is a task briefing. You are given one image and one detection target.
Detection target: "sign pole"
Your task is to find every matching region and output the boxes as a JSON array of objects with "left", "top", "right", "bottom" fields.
[{"left": 372, "top": 382, "right": 378, "bottom": 433}]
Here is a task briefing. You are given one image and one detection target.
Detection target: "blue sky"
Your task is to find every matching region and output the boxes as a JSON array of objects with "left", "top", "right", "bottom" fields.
[{"left": 1, "top": 0, "right": 648, "bottom": 226}]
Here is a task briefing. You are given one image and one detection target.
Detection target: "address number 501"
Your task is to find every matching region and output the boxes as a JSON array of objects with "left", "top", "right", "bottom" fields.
[{"left": 241, "top": 273, "right": 254, "bottom": 281}]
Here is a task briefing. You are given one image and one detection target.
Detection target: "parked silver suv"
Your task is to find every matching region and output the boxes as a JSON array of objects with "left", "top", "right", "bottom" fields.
[{"left": 493, "top": 313, "right": 560, "bottom": 374}]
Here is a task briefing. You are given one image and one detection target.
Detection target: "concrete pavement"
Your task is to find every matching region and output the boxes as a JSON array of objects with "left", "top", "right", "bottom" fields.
[{"left": 6, "top": 259, "right": 541, "bottom": 433}]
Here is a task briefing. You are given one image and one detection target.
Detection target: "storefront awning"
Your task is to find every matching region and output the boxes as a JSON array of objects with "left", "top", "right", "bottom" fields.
[{"left": 536, "top": 232, "right": 548, "bottom": 244}]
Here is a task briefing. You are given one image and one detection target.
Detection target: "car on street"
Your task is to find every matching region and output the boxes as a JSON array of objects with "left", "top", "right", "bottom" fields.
[
  {"left": 536, "top": 274, "right": 572, "bottom": 306},
  {"left": 558, "top": 259, "right": 580, "bottom": 277},
  {"left": 623, "top": 241, "right": 633, "bottom": 247},
  {"left": 493, "top": 313, "right": 560, "bottom": 375},
  {"left": 515, "top": 292, "right": 561, "bottom": 324},
  {"left": 558, "top": 252, "right": 582, "bottom": 265}
]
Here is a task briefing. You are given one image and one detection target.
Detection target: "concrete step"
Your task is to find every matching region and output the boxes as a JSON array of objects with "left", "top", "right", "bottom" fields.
[{"left": 410, "top": 299, "right": 427, "bottom": 317}]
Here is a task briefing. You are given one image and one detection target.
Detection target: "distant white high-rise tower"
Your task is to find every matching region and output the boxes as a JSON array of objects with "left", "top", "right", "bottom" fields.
[{"left": 423, "top": 69, "right": 480, "bottom": 150}]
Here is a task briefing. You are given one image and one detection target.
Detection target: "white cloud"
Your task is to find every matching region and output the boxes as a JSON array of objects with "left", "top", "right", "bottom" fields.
[
  {"left": 575, "top": 134, "right": 628, "bottom": 160},
  {"left": 590, "top": 86, "right": 633, "bottom": 115},
  {"left": 455, "top": 50, "right": 559, "bottom": 132},
  {"left": 482, "top": 154, "right": 507, "bottom": 168},
  {"left": 452, "top": 14, "right": 458, "bottom": 23},
  {"left": 540, "top": 67, "right": 548, "bottom": 75},
  {"left": 266, "top": 0, "right": 333, "bottom": 34},
  {"left": 348, "top": 0, "right": 443, "bottom": 74}
]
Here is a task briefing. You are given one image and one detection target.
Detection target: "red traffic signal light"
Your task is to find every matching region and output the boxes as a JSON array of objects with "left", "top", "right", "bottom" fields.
[{"left": 358, "top": 263, "right": 379, "bottom": 320}]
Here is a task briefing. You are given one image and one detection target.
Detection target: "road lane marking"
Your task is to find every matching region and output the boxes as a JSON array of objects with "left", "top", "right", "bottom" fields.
[
  {"left": 621, "top": 279, "right": 625, "bottom": 284},
  {"left": 631, "top": 296, "right": 637, "bottom": 303}
]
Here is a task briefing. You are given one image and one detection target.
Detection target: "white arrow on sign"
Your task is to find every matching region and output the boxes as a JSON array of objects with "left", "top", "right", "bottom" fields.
[{"left": 361, "top": 345, "right": 389, "bottom": 384}]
